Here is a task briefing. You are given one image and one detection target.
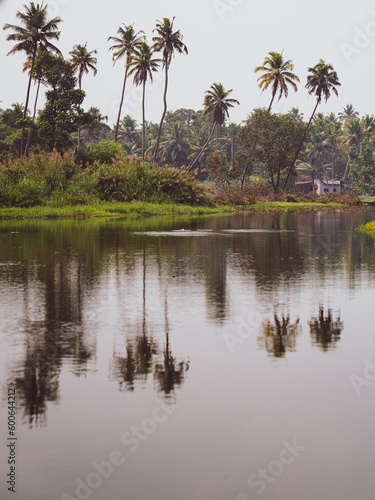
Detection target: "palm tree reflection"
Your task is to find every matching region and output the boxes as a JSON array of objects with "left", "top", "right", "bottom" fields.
[
  {"left": 309, "top": 306, "right": 343, "bottom": 351},
  {"left": 258, "top": 313, "right": 301, "bottom": 358}
]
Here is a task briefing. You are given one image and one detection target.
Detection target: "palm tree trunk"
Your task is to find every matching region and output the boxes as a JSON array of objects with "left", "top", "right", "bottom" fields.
[
  {"left": 267, "top": 92, "right": 276, "bottom": 113},
  {"left": 153, "top": 62, "right": 168, "bottom": 164},
  {"left": 24, "top": 77, "right": 41, "bottom": 156},
  {"left": 188, "top": 123, "right": 216, "bottom": 172},
  {"left": 142, "top": 79, "right": 146, "bottom": 163},
  {"left": 343, "top": 156, "right": 350, "bottom": 181},
  {"left": 282, "top": 99, "right": 320, "bottom": 191},
  {"left": 77, "top": 75, "right": 82, "bottom": 149},
  {"left": 115, "top": 59, "right": 129, "bottom": 143},
  {"left": 21, "top": 46, "right": 37, "bottom": 156}
]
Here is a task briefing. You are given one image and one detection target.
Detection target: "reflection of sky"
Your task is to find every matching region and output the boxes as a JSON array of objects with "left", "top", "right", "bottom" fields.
[{"left": 0, "top": 212, "right": 375, "bottom": 500}]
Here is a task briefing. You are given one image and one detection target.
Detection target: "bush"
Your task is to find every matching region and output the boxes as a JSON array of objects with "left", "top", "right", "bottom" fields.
[
  {"left": 283, "top": 193, "right": 298, "bottom": 203},
  {"left": 212, "top": 188, "right": 255, "bottom": 205},
  {"left": 91, "top": 158, "right": 212, "bottom": 205},
  {"left": 89, "top": 141, "right": 124, "bottom": 165}
]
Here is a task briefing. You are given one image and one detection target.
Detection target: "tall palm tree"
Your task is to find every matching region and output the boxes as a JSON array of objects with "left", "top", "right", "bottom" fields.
[
  {"left": 128, "top": 41, "right": 160, "bottom": 162},
  {"left": 108, "top": 24, "right": 144, "bottom": 143},
  {"left": 69, "top": 43, "right": 98, "bottom": 90},
  {"left": 188, "top": 83, "right": 239, "bottom": 171},
  {"left": 254, "top": 51, "right": 299, "bottom": 112},
  {"left": 282, "top": 59, "right": 341, "bottom": 190},
  {"left": 69, "top": 42, "right": 98, "bottom": 148},
  {"left": 3, "top": 2, "right": 62, "bottom": 155},
  {"left": 152, "top": 17, "right": 188, "bottom": 163}
]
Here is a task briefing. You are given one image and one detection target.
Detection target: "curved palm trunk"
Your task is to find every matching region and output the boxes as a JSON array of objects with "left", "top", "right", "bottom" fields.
[
  {"left": 188, "top": 123, "right": 216, "bottom": 172},
  {"left": 153, "top": 63, "right": 168, "bottom": 164},
  {"left": 267, "top": 92, "right": 276, "bottom": 113},
  {"left": 142, "top": 79, "right": 146, "bottom": 163},
  {"left": 24, "top": 77, "right": 41, "bottom": 156},
  {"left": 282, "top": 99, "right": 320, "bottom": 191},
  {"left": 21, "top": 46, "right": 37, "bottom": 156},
  {"left": 115, "top": 59, "right": 129, "bottom": 143}
]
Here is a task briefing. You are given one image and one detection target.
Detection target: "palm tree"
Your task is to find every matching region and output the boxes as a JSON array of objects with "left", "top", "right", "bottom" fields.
[
  {"left": 69, "top": 43, "right": 98, "bottom": 148},
  {"left": 108, "top": 24, "right": 144, "bottom": 143},
  {"left": 254, "top": 51, "right": 299, "bottom": 112},
  {"left": 128, "top": 41, "right": 160, "bottom": 162},
  {"left": 159, "top": 123, "right": 190, "bottom": 166},
  {"left": 152, "top": 17, "right": 188, "bottom": 163},
  {"left": 342, "top": 117, "right": 364, "bottom": 180},
  {"left": 338, "top": 103, "right": 359, "bottom": 122},
  {"left": 188, "top": 83, "right": 239, "bottom": 171},
  {"left": 84, "top": 107, "right": 109, "bottom": 142},
  {"left": 3, "top": 2, "right": 62, "bottom": 155},
  {"left": 282, "top": 59, "right": 341, "bottom": 190}
]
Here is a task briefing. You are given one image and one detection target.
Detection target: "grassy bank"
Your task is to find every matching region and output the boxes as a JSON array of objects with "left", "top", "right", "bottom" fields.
[
  {"left": 0, "top": 200, "right": 360, "bottom": 220},
  {"left": 357, "top": 220, "right": 375, "bottom": 237}
]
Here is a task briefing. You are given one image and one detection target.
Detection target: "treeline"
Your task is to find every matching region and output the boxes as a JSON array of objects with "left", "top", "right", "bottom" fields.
[{"left": 2, "top": 2, "right": 375, "bottom": 193}]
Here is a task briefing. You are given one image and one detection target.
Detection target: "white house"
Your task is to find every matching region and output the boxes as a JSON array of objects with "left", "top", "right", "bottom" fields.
[{"left": 296, "top": 176, "right": 342, "bottom": 195}]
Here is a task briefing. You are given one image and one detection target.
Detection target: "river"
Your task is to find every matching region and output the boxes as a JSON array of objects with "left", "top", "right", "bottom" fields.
[{"left": 1, "top": 210, "right": 375, "bottom": 500}]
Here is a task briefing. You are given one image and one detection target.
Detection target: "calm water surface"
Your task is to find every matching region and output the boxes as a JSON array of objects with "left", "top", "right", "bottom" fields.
[{"left": 1, "top": 210, "right": 375, "bottom": 500}]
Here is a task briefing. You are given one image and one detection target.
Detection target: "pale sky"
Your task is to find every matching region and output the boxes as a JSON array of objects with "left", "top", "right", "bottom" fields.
[{"left": 0, "top": 0, "right": 374, "bottom": 127}]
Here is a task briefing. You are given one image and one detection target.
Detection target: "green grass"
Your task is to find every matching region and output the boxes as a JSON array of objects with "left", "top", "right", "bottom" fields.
[
  {"left": 357, "top": 220, "right": 375, "bottom": 237},
  {"left": 359, "top": 196, "right": 375, "bottom": 202},
  {"left": 0, "top": 200, "right": 358, "bottom": 220}
]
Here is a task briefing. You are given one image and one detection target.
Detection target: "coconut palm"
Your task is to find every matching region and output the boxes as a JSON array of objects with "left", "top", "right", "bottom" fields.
[
  {"left": 282, "top": 59, "right": 341, "bottom": 190},
  {"left": 188, "top": 83, "right": 239, "bottom": 171},
  {"left": 152, "top": 17, "right": 188, "bottom": 163},
  {"left": 3, "top": 2, "right": 62, "bottom": 154},
  {"left": 69, "top": 43, "right": 97, "bottom": 90},
  {"left": 338, "top": 103, "right": 359, "bottom": 122},
  {"left": 69, "top": 43, "right": 98, "bottom": 148},
  {"left": 254, "top": 51, "right": 299, "bottom": 112},
  {"left": 159, "top": 123, "right": 190, "bottom": 166},
  {"left": 84, "top": 107, "right": 109, "bottom": 143},
  {"left": 108, "top": 24, "right": 144, "bottom": 143},
  {"left": 128, "top": 41, "right": 161, "bottom": 162}
]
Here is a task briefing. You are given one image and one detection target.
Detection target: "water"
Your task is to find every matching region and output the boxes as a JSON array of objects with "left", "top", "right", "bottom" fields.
[{"left": 1, "top": 210, "right": 375, "bottom": 500}]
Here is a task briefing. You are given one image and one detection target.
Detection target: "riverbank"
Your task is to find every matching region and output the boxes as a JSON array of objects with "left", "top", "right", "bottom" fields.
[{"left": 0, "top": 200, "right": 361, "bottom": 220}]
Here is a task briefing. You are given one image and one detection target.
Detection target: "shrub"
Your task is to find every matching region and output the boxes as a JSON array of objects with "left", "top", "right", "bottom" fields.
[
  {"left": 283, "top": 193, "right": 298, "bottom": 203},
  {"left": 91, "top": 158, "right": 212, "bottom": 205},
  {"left": 89, "top": 141, "right": 124, "bottom": 165},
  {"left": 212, "top": 188, "right": 255, "bottom": 205}
]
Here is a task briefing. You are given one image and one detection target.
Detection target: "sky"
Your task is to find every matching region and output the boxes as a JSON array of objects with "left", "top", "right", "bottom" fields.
[{"left": 0, "top": 0, "right": 375, "bottom": 127}]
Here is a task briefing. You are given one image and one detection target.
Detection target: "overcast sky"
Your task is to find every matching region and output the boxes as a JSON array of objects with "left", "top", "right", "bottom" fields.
[{"left": 1, "top": 0, "right": 375, "bottom": 126}]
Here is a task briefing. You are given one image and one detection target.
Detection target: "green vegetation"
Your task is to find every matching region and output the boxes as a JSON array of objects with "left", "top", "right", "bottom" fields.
[
  {"left": 358, "top": 220, "right": 375, "bottom": 237},
  {"left": 2, "top": 2, "right": 375, "bottom": 207}
]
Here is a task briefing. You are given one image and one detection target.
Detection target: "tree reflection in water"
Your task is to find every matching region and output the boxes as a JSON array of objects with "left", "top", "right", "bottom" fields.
[
  {"left": 112, "top": 252, "right": 188, "bottom": 397},
  {"left": 309, "top": 306, "right": 343, "bottom": 351},
  {"left": 258, "top": 313, "right": 301, "bottom": 358},
  {"left": 154, "top": 293, "right": 188, "bottom": 396}
]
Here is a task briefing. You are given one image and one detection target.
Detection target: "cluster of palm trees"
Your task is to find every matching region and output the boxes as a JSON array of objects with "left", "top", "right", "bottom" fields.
[{"left": 3, "top": 1, "right": 351, "bottom": 190}]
